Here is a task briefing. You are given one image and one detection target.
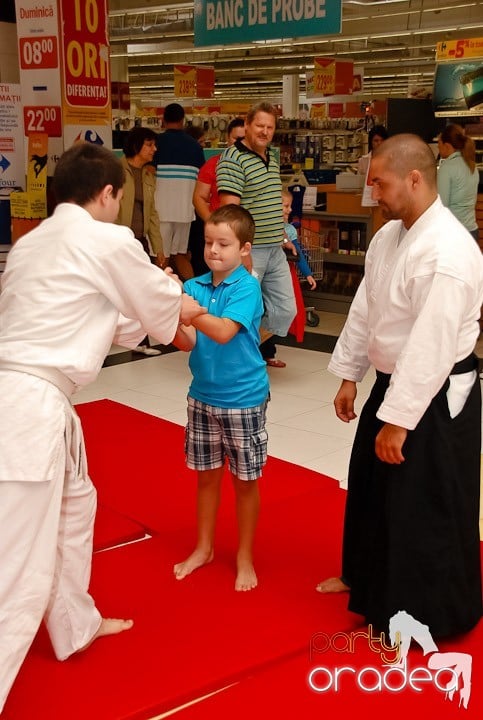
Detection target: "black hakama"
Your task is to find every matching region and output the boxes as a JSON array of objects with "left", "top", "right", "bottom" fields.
[{"left": 342, "top": 355, "right": 483, "bottom": 638}]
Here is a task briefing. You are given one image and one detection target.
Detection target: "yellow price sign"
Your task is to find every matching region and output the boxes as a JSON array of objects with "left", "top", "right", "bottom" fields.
[
  {"left": 436, "top": 38, "right": 483, "bottom": 61},
  {"left": 314, "top": 58, "right": 336, "bottom": 96},
  {"left": 174, "top": 65, "right": 197, "bottom": 97}
]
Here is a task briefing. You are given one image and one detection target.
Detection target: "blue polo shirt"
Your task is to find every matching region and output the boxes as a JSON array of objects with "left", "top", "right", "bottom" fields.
[{"left": 184, "top": 265, "right": 269, "bottom": 408}]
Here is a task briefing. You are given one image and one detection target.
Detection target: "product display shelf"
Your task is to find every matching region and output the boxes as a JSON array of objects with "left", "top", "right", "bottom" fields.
[
  {"left": 299, "top": 206, "right": 379, "bottom": 314},
  {"left": 274, "top": 127, "right": 366, "bottom": 168}
]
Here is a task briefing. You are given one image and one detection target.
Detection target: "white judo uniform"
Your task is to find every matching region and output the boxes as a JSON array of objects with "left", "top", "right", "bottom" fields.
[
  {"left": 329, "top": 196, "right": 483, "bottom": 426},
  {"left": 0, "top": 203, "right": 183, "bottom": 712},
  {"left": 328, "top": 196, "right": 483, "bottom": 637}
]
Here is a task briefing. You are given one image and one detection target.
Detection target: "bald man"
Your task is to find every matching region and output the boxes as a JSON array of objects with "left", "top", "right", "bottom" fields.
[{"left": 317, "top": 134, "right": 483, "bottom": 639}]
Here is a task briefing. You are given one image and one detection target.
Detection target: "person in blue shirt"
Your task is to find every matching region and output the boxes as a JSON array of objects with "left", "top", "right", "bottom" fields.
[
  {"left": 437, "top": 123, "right": 479, "bottom": 243},
  {"left": 173, "top": 204, "right": 269, "bottom": 591},
  {"left": 262, "top": 189, "right": 317, "bottom": 367}
]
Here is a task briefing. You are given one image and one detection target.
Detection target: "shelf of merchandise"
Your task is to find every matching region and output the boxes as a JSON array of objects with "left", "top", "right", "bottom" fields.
[
  {"left": 273, "top": 126, "right": 366, "bottom": 168},
  {"left": 299, "top": 209, "right": 376, "bottom": 314}
]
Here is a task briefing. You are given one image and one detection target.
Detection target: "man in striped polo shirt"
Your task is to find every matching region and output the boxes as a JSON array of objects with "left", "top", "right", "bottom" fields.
[
  {"left": 154, "top": 103, "right": 205, "bottom": 280},
  {"left": 217, "top": 103, "right": 296, "bottom": 346}
]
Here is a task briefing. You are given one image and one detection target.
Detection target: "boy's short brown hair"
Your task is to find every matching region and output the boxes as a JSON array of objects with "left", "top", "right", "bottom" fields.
[{"left": 207, "top": 204, "right": 255, "bottom": 247}]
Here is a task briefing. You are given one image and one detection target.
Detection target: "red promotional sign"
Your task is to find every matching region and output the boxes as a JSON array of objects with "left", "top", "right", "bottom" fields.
[
  {"left": 314, "top": 59, "right": 354, "bottom": 96},
  {"left": 19, "top": 36, "right": 59, "bottom": 70},
  {"left": 196, "top": 66, "right": 215, "bottom": 99},
  {"left": 60, "top": 0, "right": 110, "bottom": 110},
  {"left": 23, "top": 105, "right": 62, "bottom": 137}
]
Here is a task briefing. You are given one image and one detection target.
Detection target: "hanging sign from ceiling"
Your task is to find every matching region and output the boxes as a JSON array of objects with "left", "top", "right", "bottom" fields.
[
  {"left": 174, "top": 65, "right": 215, "bottom": 98},
  {"left": 436, "top": 38, "right": 483, "bottom": 61},
  {"left": 194, "top": 0, "right": 342, "bottom": 47}
]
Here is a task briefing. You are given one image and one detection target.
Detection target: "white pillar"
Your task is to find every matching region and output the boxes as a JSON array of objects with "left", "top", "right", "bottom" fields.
[
  {"left": 282, "top": 74, "right": 299, "bottom": 118},
  {"left": 111, "top": 56, "right": 129, "bottom": 83}
]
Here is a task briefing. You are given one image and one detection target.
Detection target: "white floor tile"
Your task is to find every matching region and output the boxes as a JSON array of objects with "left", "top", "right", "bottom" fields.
[
  {"left": 89, "top": 324, "right": 380, "bottom": 488},
  {"left": 266, "top": 422, "right": 351, "bottom": 464}
]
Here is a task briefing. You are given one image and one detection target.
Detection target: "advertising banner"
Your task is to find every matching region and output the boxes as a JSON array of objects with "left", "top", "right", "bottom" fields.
[
  {"left": 15, "top": 0, "right": 64, "bottom": 173},
  {"left": 436, "top": 37, "right": 483, "bottom": 61},
  {"left": 313, "top": 59, "right": 354, "bottom": 97},
  {"left": 10, "top": 132, "right": 48, "bottom": 243},
  {"left": 433, "top": 37, "right": 483, "bottom": 117},
  {"left": 174, "top": 65, "right": 215, "bottom": 98},
  {"left": 194, "top": 0, "right": 342, "bottom": 47},
  {"left": 433, "top": 60, "right": 483, "bottom": 116},
  {"left": 174, "top": 65, "right": 197, "bottom": 97},
  {"left": 59, "top": 0, "right": 112, "bottom": 147},
  {"left": 0, "top": 83, "right": 25, "bottom": 190},
  {"left": 196, "top": 66, "right": 215, "bottom": 98}
]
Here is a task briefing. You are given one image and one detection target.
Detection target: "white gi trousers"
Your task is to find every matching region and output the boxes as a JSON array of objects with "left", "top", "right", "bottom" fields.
[{"left": 0, "top": 370, "right": 102, "bottom": 713}]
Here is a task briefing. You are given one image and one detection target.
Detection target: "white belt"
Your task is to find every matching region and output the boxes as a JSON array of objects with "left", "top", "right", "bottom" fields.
[{"left": 0, "top": 362, "right": 76, "bottom": 399}]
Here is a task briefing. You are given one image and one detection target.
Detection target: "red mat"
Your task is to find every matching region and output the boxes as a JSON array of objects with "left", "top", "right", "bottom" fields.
[
  {"left": 3, "top": 480, "right": 354, "bottom": 719},
  {"left": 5, "top": 399, "right": 479, "bottom": 720},
  {"left": 173, "top": 620, "right": 483, "bottom": 720},
  {"left": 94, "top": 502, "right": 146, "bottom": 552},
  {"left": 76, "top": 399, "right": 335, "bottom": 535}
]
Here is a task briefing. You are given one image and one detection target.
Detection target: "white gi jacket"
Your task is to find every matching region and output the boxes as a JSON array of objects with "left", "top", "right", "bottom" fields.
[
  {"left": 0, "top": 202, "right": 183, "bottom": 482},
  {"left": 0, "top": 203, "right": 182, "bottom": 386},
  {"left": 329, "top": 197, "right": 483, "bottom": 430}
]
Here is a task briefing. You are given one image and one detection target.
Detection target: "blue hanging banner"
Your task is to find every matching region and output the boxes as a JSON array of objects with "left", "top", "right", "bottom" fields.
[{"left": 194, "top": 0, "right": 342, "bottom": 48}]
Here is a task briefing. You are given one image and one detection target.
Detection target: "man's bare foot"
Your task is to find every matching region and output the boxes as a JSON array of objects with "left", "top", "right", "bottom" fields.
[
  {"left": 315, "top": 577, "right": 350, "bottom": 593},
  {"left": 78, "top": 618, "right": 133, "bottom": 653},
  {"left": 235, "top": 561, "right": 258, "bottom": 592},
  {"left": 173, "top": 548, "right": 213, "bottom": 580}
]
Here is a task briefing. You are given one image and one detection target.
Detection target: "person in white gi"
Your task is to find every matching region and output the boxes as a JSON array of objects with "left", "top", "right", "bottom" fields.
[
  {"left": 316, "top": 134, "right": 483, "bottom": 639},
  {"left": 0, "top": 142, "right": 206, "bottom": 713}
]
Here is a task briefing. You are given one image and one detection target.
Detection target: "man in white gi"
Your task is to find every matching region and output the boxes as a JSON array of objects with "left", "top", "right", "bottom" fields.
[
  {"left": 317, "top": 134, "right": 483, "bottom": 639},
  {"left": 0, "top": 141, "right": 206, "bottom": 713}
]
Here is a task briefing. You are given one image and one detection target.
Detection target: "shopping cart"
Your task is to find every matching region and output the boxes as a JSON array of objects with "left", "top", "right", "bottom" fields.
[{"left": 297, "top": 226, "right": 325, "bottom": 327}]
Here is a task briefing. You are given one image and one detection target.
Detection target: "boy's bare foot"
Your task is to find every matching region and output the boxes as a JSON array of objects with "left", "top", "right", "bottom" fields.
[
  {"left": 78, "top": 618, "right": 133, "bottom": 653},
  {"left": 235, "top": 561, "right": 258, "bottom": 592},
  {"left": 315, "top": 577, "right": 350, "bottom": 593},
  {"left": 174, "top": 548, "right": 214, "bottom": 580}
]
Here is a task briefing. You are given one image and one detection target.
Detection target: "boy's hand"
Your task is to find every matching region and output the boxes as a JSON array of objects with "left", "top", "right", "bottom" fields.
[
  {"left": 283, "top": 240, "right": 297, "bottom": 256},
  {"left": 180, "top": 294, "right": 207, "bottom": 326},
  {"left": 307, "top": 275, "right": 317, "bottom": 290}
]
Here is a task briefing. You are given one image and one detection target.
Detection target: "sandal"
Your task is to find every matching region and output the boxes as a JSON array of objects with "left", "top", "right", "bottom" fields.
[{"left": 266, "top": 358, "right": 286, "bottom": 368}]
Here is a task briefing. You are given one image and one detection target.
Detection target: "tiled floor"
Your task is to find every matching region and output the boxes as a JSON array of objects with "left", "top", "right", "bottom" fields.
[
  {"left": 73, "top": 310, "right": 483, "bottom": 501},
  {"left": 73, "top": 312, "right": 366, "bottom": 488}
]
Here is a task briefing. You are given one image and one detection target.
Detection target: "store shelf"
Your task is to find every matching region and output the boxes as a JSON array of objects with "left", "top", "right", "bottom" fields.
[
  {"left": 322, "top": 252, "right": 365, "bottom": 265},
  {"left": 300, "top": 206, "right": 375, "bottom": 313}
]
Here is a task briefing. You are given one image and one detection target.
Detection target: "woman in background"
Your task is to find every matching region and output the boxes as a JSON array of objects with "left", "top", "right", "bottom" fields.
[
  {"left": 357, "top": 124, "right": 388, "bottom": 176},
  {"left": 117, "top": 126, "right": 166, "bottom": 355},
  {"left": 437, "top": 123, "right": 479, "bottom": 243}
]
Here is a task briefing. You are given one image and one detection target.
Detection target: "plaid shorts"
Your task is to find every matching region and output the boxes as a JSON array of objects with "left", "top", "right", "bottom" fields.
[{"left": 185, "top": 397, "right": 269, "bottom": 481}]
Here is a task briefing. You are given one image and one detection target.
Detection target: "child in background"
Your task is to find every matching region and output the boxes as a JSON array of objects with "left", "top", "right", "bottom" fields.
[
  {"left": 262, "top": 189, "right": 317, "bottom": 367},
  {"left": 174, "top": 205, "right": 269, "bottom": 591},
  {"left": 282, "top": 189, "right": 317, "bottom": 290}
]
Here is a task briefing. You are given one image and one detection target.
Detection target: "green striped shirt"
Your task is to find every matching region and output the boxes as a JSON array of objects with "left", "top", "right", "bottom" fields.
[{"left": 216, "top": 140, "right": 284, "bottom": 246}]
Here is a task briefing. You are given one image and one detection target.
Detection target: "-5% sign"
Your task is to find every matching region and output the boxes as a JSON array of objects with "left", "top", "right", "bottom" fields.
[{"left": 19, "top": 36, "right": 59, "bottom": 69}]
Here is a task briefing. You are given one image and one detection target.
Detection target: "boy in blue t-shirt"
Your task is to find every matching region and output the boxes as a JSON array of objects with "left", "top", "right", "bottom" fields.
[{"left": 174, "top": 204, "right": 269, "bottom": 591}]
